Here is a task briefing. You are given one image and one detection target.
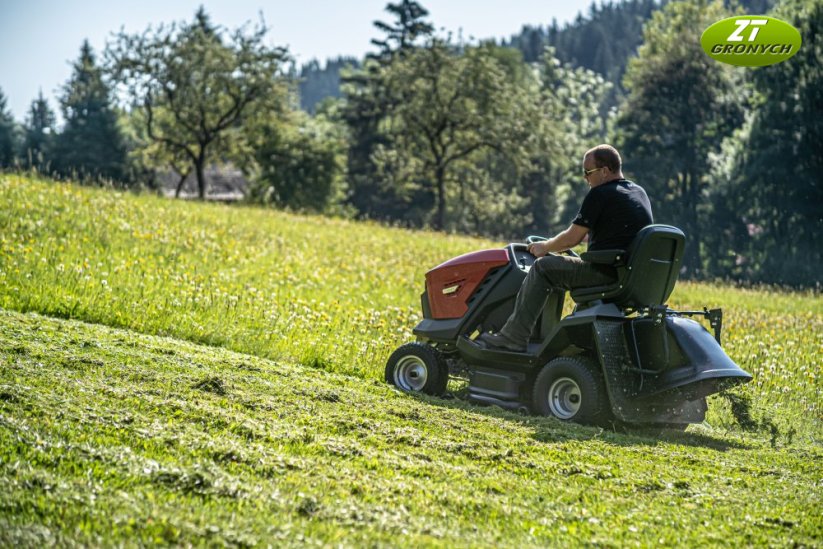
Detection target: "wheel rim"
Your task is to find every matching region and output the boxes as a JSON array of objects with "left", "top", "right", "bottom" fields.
[
  {"left": 394, "top": 356, "right": 428, "bottom": 391},
  {"left": 547, "top": 377, "right": 582, "bottom": 419}
]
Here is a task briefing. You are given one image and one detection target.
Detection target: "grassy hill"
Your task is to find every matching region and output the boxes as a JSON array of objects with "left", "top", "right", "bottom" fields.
[
  {"left": 1, "top": 309, "right": 820, "bottom": 546},
  {"left": 0, "top": 174, "right": 821, "bottom": 544}
]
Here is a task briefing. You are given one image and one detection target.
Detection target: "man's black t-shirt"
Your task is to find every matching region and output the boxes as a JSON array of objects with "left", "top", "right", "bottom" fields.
[{"left": 572, "top": 178, "right": 653, "bottom": 251}]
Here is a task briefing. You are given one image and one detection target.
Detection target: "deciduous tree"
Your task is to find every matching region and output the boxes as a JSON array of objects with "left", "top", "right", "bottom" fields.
[
  {"left": 246, "top": 102, "right": 348, "bottom": 213},
  {"left": 376, "top": 39, "right": 539, "bottom": 230},
  {"left": 532, "top": 47, "right": 611, "bottom": 235},
  {"left": 106, "top": 8, "right": 288, "bottom": 198}
]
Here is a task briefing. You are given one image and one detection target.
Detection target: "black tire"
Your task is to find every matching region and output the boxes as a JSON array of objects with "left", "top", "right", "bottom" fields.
[
  {"left": 532, "top": 356, "right": 612, "bottom": 426},
  {"left": 385, "top": 342, "right": 449, "bottom": 396}
]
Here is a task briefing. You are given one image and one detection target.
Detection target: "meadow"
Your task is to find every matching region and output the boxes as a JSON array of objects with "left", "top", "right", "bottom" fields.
[
  {"left": 0, "top": 174, "right": 819, "bottom": 437},
  {"left": 0, "top": 174, "right": 820, "bottom": 545}
]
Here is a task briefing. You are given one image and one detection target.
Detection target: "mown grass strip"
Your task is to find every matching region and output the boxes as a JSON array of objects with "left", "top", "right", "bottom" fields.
[{"left": 0, "top": 309, "right": 820, "bottom": 546}]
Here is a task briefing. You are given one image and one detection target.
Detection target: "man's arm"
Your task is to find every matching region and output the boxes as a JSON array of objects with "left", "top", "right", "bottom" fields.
[{"left": 528, "top": 224, "right": 589, "bottom": 256}]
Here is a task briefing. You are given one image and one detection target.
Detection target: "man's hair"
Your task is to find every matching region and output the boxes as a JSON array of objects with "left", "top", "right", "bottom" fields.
[{"left": 585, "top": 144, "right": 622, "bottom": 172}]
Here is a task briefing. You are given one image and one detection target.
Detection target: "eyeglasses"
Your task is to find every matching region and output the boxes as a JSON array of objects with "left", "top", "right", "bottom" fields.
[{"left": 583, "top": 167, "right": 604, "bottom": 177}]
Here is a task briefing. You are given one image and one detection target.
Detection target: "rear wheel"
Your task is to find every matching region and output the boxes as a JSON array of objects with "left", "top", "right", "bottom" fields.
[
  {"left": 532, "top": 356, "right": 612, "bottom": 426},
  {"left": 385, "top": 342, "right": 449, "bottom": 396}
]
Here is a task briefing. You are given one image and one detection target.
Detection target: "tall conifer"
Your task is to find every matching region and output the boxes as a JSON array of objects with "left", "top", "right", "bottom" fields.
[
  {"left": 54, "top": 40, "right": 127, "bottom": 182},
  {"left": 0, "top": 88, "right": 17, "bottom": 168},
  {"left": 22, "top": 92, "right": 56, "bottom": 172}
]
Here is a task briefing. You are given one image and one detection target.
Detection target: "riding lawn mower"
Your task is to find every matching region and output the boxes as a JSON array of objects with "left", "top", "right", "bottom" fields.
[{"left": 385, "top": 225, "right": 752, "bottom": 428}]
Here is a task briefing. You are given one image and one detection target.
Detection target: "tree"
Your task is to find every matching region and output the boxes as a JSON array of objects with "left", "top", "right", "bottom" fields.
[
  {"left": 706, "top": 0, "right": 822, "bottom": 286},
  {"left": 246, "top": 102, "right": 348, "bottom": 213},
  {"left": 298, "top": 57, "right": 360, "bottom": 114},
  {"left": 369, "top": 0, "right": 434, "bottom": 62},
  {"left": 615, "top": 0, "right": 743, "bottom": 275},
  {"left": 106, "top": 7, "right": 288, "bottom": 198},
  {"left": 22, "top": 92, "right": 56, "bottom": 173},
  {"left": 340, "top": 0, "right": 434, "bottom": 221},
  {"left": 120, "top": 107, "right": 189, "bottom": 194},
  {"left": 376, "top": 39, "right": 540, "bottom": 230},
  {"left": 503, "top": 0, "right": 661, "bottom": 89},
  {"left": 0, "top": 88, "right": 17, "bottom": 168},
  {"left": 54, "top": 40, "right": 127, "bottom": 182}
]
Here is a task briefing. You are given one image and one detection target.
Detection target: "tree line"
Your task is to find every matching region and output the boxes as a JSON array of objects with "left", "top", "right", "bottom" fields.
[
  {"left": 296, "top": 0, "right": 772, "bottom": 115},
  {"left": 0, "top": 0, "right": 819, "bottom": 287}
]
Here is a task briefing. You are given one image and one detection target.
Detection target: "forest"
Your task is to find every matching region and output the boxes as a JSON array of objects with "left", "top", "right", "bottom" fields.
[{"left": 0, "top": 0, "right": 819, "bottom": 287}]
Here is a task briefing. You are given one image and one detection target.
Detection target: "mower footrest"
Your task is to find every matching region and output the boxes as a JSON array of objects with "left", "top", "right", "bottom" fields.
[
  {"left": 468, "top": 368, "right": 526, "bottom": 403},
  {"left": 457, "top": 336, "right": 540, "bottom": 371}
]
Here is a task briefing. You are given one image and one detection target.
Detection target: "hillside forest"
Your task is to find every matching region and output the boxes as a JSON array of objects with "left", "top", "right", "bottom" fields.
[{"left": 0, "top": 0, "right": 820, "bottom": 287}]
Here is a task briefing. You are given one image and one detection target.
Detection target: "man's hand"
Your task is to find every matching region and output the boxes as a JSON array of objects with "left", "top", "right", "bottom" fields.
[
  {"left": 528, "top": 224, "right": 588, "bottom": 257},
  {"left": 528, "top": 241, "right": 551, "bottom": 257}
]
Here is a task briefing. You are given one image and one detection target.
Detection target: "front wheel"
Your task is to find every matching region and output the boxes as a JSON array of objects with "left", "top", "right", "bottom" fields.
[
  {"left": 532, "top": 356, "right": 612, "bottom": 426},
  {"left": 385, "top": 342, "right": 449, "bottom": 396}
]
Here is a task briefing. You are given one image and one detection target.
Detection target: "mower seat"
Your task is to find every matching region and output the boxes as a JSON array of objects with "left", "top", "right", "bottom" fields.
[{"left": 570, "top": 224, "right": 685, "bottom": 309}]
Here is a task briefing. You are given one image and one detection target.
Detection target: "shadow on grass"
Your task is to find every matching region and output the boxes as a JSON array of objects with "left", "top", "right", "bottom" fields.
[{"left": 408, "top": 390, "right": 753, "bottom": 452}]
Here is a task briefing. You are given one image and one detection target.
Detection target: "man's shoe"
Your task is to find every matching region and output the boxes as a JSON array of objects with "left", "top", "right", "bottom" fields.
[{"left": 477, "top": 332, "right": 527, "bottom": 353}]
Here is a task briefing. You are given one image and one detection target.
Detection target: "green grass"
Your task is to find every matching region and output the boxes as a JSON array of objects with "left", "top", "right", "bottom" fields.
[
  {"left": 1, "top": 174, "right": 819, "bottom": 438},
  {"left": 0, "top": 173, "right": 484, "bottom": 379},
  {"left": 1, "top": 308, "right": 820, "bottom": 546},
  {"left": 0, "top": 173, "right": 821, "bottom": 545}
]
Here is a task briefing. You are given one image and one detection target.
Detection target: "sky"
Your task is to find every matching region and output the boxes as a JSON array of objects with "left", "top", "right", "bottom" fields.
[{"left": 0, "top": 0, "right": 597, "bottom": 123}]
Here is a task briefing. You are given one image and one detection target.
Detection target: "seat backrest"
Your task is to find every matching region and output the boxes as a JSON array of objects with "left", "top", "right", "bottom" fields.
[
  {"left": 616, "top": 224, "right": 685, "bottom": 308},
  {"left": 569, "top": 224, "right": 685, "bottom": 309}
]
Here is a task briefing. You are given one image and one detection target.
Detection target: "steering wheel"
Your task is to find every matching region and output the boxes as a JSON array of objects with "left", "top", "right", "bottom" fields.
[{"left": 525, "top": 235, "right": 580, "bottom": 258}]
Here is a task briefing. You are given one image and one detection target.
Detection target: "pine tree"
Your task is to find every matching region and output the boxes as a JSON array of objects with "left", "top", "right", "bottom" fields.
[
  {"left": 502, "top": 0, "right": 663, "bottom": 105},
  {"left": 0, "top": 88, "right": 17, "bottom": 168},
  {"left": 369, "top": 0, "right": 434, "bottom": 61},
  {"left": 298, "top": 56, "right": 361, "bottom": 113},
  {"left": 22, "top": 92, "right": 56, "bottom": 172},
  {"left": 341, "top": 0, "right": 434, "bottom": 220},
  {"left": 54, "top": 40, "right": 127, "bottom": 182}
]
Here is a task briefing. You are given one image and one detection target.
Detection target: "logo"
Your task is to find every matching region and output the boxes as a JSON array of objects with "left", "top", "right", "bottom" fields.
[{"left": 701, "top": 16, "right": 802, "bottom": 67}]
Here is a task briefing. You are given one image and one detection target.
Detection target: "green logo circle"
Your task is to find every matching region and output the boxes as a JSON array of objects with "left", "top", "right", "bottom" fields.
[{"left": 701, "top": 15, "right": 802, "bottom": 67}]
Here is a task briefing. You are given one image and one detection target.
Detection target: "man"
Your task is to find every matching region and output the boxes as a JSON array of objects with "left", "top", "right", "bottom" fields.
[{"left": 478, "top": 144, "right": 653, "bottom": 352}]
